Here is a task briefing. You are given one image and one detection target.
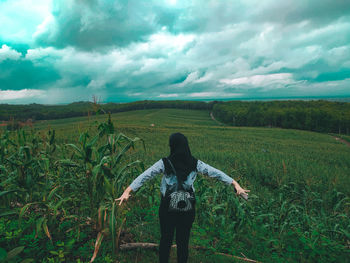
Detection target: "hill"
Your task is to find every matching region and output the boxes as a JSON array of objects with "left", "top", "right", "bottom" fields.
[{"left": 1, "top": 99, "right": 350, "bottom": 136}]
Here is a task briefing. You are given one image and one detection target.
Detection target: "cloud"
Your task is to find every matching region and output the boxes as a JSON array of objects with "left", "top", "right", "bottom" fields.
[
  {"left": 0, "top": 44, "right": 21, "bottom": 62},
  {"left": 0, "top": 86, "right": 94, "bottom": 104},
  {"left": 1, "top": 1, "right": 350, "bottom": 103},
  {"left": 34, "top": 0, "right": 184, "bottom": 50},
  {"left": 157, "top": 93, "right": 179, "bottom": 98},
  {"left": 254, "top": 0, "right": 350, "bottom": 26},
  {"left": 0, "top": 45, "right": 60, "bottom": 90},
  {"left": 176, "top": 72, "right": 200, "bottom": 87},
  {"left": 188, "top": 92, "right": 243, "bottom": 98},
  {"left": 0, "top": 89, "right": 46, "bottom": 100},
  {"left": 0, "top": 0, "right": 52, "bottom": 44},
  {"left": 220, "top": 73, "right": 294, "bottom": 87}
]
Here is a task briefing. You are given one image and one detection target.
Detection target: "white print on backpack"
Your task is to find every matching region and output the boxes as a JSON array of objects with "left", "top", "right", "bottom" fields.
[{"left": 169, "top": 190, "right": 193, "bottom": 212}]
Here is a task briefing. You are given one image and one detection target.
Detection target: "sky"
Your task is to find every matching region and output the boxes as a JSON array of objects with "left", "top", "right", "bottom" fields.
[{"left": 0, "top": 0, "right": 350, "bottom": 104}]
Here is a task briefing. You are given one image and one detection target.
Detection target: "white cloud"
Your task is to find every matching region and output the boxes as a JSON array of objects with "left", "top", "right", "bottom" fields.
[
  {"left": 188, "top": 92, "right": 243, "bottom": 98},
  {"left": 147, "top": 32, "right": 195, "bottom": 55},
  {"left": 0, "top": 0, "right": 52, "bottom": 43},
  {"left": 293, "top": 20, "right": 350, "bottom": 46},
  {"left": 326, "top": 45, "right": 350, "bottom": 66},
  {"left": 158, "top": 93, "right": 179, "bottom": 98},
  {"left": 25, "top": 47, "right": 65, "bottom": 67},
  {"left": 33, "top": 14, "right": 55, "bottom": 40},
  {"left": 194, "top": 72, "right": 213, "bottom": 83},
  {"left": 177, "top": 72, "right": 199, "bottom": 87},
  {"left": 87, "top": 79, "right": 106, "bottom": 90},
  {"left": 129, "top": 92, "right": 143, "bottom": 96},
  {"left": 133, "top": 58, "right": 166, "bottom": 75},
  {"left": 2, "top": 0, "right": 350, "bottom": 103},
  {"left": 220, "top": 73, "right": 294, "bottom": 86},
  {"left": 167, "top": 0, "right": 177, "bottom": 6},
  {"left": 175, "top": 71, "right": 213, "bottom": 88},
  {"left": 0, "top": 89, "right": 46, "bottom": 100},
  {"left": 293, "top": 78, "right": 350, "bottom": 96},
  {"left": 0, "top": 45, "right": 21, "bottom": 62}
]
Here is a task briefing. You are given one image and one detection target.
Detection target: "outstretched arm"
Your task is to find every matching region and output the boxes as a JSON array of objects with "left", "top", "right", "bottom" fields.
[
  {"left": 115, "top": 159, "right": 164, "bottom": 206},
  {"left": 232, "top": 180, "right": 250, "bottom": 197},
  {"left": 115, "top": 186, "right": 133, "bottom": 206},
  {"left": 197, "top": 160, "right": 250, "bottom": 197}
]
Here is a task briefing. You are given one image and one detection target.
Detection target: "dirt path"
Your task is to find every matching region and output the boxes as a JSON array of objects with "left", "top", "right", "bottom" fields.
[
  {"left": 333, "top": 136, "right": 350, "bottom": 147},
  {"left": 210, "top": 112, "right": 226, "bottom": 126}
]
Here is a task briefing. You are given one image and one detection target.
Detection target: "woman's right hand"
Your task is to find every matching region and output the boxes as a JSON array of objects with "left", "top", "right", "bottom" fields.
[{"left": 115, "top": 186, "right": 132, "bottom": 206}]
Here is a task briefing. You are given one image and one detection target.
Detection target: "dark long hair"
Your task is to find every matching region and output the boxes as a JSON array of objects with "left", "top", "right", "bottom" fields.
[{"left": 164, "top": 133, "right": 198, "bottom": 181}]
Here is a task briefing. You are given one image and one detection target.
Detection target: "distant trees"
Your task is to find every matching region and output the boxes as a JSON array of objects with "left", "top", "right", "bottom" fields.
[
  {"left": 213, "top": 100, "right": 350, "bottom": 134},
  {"left": 0, "top": 100, "right": 211, "bottom": 122},
  {"left": 1, "top": 99, "right": 349, "bottom": 134}
]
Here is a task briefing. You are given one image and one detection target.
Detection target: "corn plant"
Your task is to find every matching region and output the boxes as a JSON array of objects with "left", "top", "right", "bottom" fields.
[
  {"left": 19, "top": 185, "right": 71, "bottom": 241},
  {"left": 56, "top": 114, "right": 145, "bottom": 261},
  {"left": 1, "top": 108, "right": 349, "bottom": 262},
  {"left": 61, "top": 114, "right": 144, "bottom": 213},
  {"left": 0, "top": 113, "right": 145, "bottom": 262}
]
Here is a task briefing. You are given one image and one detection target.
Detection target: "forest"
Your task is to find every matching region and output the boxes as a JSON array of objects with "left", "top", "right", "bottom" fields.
[
  {"left": 213, "top": 100, "right": 350, "bottom": 134},
  {"left": 1, "top": 100, "right": 350, "bottom": 135},
  {"left": 0, "top": 100, "right": 211, "bottom": 122}
]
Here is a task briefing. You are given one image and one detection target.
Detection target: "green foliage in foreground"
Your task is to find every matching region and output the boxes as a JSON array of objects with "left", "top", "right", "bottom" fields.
[{"left": 1, "top": 109, "right": 349, "bottom": 262}]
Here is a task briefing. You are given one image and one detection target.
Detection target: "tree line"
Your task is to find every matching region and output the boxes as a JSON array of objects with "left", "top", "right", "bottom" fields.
[
  {"left": 0, "top": 100, "right": 213, "bottom": 123},
  {"left": 213, "top": 100, "right": 350, "bottom": 134},
  {"left": 1, "top": 99, "right": 349, "bottom": 134}
]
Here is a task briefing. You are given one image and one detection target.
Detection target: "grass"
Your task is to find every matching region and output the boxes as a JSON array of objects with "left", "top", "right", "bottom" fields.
[
  {"left": 35, "top": 109, "right": 350, "bottom": 194},
  {"left": 2, "top": 108, "right": 349, "bottom": 262}
]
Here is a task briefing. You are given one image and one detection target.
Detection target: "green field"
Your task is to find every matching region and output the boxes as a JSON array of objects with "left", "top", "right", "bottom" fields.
[{"left": 1, "top": 109, "right": 349, "bottom": 262}]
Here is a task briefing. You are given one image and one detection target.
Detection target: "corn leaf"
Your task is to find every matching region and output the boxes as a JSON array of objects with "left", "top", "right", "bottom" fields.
[
  {"left": 110, "top": 202, "right": 117, "bottom": 255},
  {"left": 7, "top": 246, "right": 25, "bottom": 260},
  {"left": 90, "top": 232, "right": 104, "bottom": 263},
  {"left": 43, "top": 219, "right": 52, "bottom": 241}
]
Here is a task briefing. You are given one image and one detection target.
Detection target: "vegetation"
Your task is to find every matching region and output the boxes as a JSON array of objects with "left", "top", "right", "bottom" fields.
[
  {"left": 213, "top": 100, "right": 350, "bottom": 134},
  {"left": 1, "top": 99, "right": 350, "bottom": 136},
  {"left": 1, "top": 108, "right": 349, "bottom": 262},
  {"left": 0, "top": 100, "right": 212, "bottom": 122}
]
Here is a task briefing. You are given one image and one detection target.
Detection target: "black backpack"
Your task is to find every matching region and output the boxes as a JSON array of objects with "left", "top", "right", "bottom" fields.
[{"left": 163, "top": 158, "right": 195, "bottom": 212}]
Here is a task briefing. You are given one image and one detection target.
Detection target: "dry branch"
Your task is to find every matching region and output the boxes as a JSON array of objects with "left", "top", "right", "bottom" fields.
[
  {"left": 119, "top": 242, "right": 262, "bottom": 262},
  {"left": 216, "top": 252, "right": 262, "bottom": 263},
  {"left": 120, "top": 242, "right": 158, "bottom": 251}
]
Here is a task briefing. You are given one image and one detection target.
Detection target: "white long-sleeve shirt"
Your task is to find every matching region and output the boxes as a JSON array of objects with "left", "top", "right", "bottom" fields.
[{"left": 129, "top": 159, "right": 234, "bottom": 196}]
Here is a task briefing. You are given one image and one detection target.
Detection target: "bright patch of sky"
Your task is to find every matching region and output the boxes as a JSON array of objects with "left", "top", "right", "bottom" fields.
[
  {"left": 0, "top": 0, "right": 350, "bottom": 104},
  {"left": 0, "top": 0, "right": 52, "bottom": 44}
]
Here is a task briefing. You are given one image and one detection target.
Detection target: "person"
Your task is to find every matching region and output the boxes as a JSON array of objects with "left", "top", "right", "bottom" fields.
[{"left": 116, "top": 132, "right": 249, "bottom": 263}]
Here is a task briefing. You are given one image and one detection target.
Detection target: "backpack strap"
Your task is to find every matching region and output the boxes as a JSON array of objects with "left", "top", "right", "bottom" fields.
[
  {"left": 166, "top": 158, "right": 176, "bottom": 175},
  {"left": 165, "top": 158, "right": 184, "bottom": 191}
]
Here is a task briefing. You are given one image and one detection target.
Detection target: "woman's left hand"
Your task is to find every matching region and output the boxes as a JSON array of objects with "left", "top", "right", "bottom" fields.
[
  {"left": 232, "top": 181, "right": 250, "bottom": 196},
  {"left": 235, "top": 185, "right": 250, "bottom": 195},
  {"left": 115, "top": 186, "right": 132, "bottom": 206}
]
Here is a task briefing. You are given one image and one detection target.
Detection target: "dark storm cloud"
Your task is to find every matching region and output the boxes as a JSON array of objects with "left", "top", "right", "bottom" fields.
[
  {"left": 1, "top": 0, "right": 350, "bottom": 103},
  {"left": 0, "top": 45, "right": 60, "bottom": 90},
  {"left": 0, "top": 60, "right": 59, "bottom": 89},
  {"left": 34, "top": 0, "right": 182, "bottom": 50},
  {"left": 254, "top": 0, "right": 350, "bottom": 26}
]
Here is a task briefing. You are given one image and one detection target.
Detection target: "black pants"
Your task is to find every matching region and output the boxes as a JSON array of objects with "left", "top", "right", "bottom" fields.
[{"left": 159, "top": 196, "right": 195, "bottom": 263}]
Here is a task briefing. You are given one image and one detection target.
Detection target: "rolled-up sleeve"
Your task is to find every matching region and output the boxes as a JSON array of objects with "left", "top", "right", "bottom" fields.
[
  {"left": 197, "top": 160, "right": 234, "bottom": 185},
  {"left": 129, "top": 159, "right": 164, "bottom": 192}
]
